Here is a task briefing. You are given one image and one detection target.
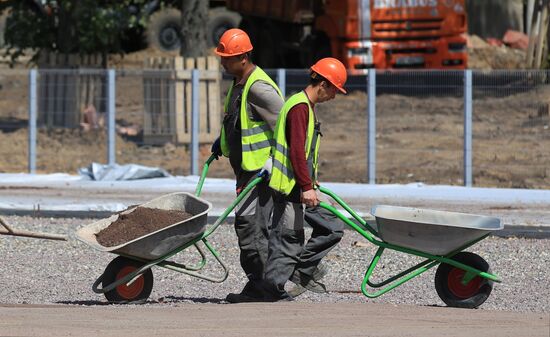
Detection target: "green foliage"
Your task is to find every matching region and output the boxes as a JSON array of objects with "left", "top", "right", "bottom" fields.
[{"left": 1, "top": 0, "right": 152, "bottom": 64}]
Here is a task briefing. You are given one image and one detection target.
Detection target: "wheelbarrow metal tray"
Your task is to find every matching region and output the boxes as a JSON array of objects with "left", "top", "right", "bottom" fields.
[
  {"left": 372, "top": 205, "right": 502, "bottom": 255},
  {"left": 76, "top": 192, "right": 212, "bottom": 260}
]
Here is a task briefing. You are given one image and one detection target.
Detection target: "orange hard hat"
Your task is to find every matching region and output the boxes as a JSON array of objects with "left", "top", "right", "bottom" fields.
[
  {"left": 215, "top": 28, "right": 253, "bottom": 57},
  {"left": 310, "top": 57, "right": 347, "bottom": 94}
]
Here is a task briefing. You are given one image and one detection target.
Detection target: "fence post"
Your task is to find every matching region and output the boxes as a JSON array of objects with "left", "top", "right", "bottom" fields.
[
  {"left": 464, "top": 69, "right": 473, "bottom": 187},
  {"left": 28, "top": 69, "right": 37, "bottom": 174},
  {"left": 191, "top": 69, "right": 200, "bottom": 175},
  {"left": 107, "top": 69, "right": 116, "bottom": 166},
  {"left": 277, "top": 68, "right": 286, "bottom": 98},
  {"left": 367, "top": 69, "right": 376, "bottom": 184}
]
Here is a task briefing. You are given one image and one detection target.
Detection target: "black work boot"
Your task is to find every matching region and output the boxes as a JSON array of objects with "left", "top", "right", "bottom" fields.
[
  {"left": 225, "top": 292, "right": 265, "bottom": 303},
  {"left": 225, "top": 281, "right": 265, "bottom": 303}
]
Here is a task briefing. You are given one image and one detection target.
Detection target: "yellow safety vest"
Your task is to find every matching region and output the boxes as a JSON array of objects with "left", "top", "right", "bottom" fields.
[
  {"left": 220, "top": 67, "right": 282, "bottom": 171},
  {"left": 269, "top": 91, "right": 320, "bottom": 195}
]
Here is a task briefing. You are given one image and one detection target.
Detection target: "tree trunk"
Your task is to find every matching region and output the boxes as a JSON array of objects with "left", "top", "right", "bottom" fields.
[{"left": 180, "top": 0, "right": 208, "bottom": 57}]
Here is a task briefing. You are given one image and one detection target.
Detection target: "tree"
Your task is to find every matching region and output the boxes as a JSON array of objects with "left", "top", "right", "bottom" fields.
[
  {"left": 1, "top": 0, "right": 149, "bottom": 66},
  {"left": 180, "top": 0, "right": 207, "bottom": 57}
]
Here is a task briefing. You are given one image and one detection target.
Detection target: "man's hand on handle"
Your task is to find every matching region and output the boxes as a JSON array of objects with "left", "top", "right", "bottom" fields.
[
  {"left": 258, "top": 156, "right": 273, "bottom": 178},
  {"left": 301, "top": 189, "right": 320, "bottom": 207},
  {"left": 211, "top": 138, "right": 222, "bottom": 160}
]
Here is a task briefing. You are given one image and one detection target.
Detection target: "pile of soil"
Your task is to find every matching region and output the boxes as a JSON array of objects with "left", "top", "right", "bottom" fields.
[
  {"left": 96, "top": 207, "right": 192, "bottom": 247},
  {"left": 467, "top": 34, "right": 527, "bottom": 69}
]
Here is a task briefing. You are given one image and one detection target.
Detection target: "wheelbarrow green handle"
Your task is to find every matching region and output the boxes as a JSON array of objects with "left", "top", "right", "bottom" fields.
[
  {"left": 193, "top": 153, "right": 266, "bottom": 239},
  {"left": 202, "top": 176, "right": 264, "bottom": 238},
  {"left": 318, "top": 185, "right": 378, "bottom": 237},
  {"left": 195, "top": 154, "right": 217, "bottom": 197}
]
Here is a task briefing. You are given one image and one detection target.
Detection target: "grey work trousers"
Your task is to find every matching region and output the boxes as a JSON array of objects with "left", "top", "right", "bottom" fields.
[
  {"left": 263, "top": 190, "right": 345, "bottom": 299},
  {"left": 297, "top": 204, "right": 345, "bottom": 277},
  {"left": 234, "top": 175, "right": 273, "bottom": 286}
]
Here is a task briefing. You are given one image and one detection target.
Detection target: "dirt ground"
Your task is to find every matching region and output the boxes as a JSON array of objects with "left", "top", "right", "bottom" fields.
[
  {"left": 1, "top": 48, "right": 549, "bottom": 189},
  {"left": 1, "top": 303, "right": 548, "bottom": 337}
]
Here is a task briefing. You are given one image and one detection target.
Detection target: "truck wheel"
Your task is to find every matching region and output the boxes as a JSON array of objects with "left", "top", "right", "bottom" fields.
[
  {"left": 434, "top": 252, "right": 493, "bottom": 309},
  {"left": 147, "top": 8, "right": 182, "bottom": 52},
  {"left": 207, "top": 7, "right": 241, "bottom": 47},
  {"left": 102, "top": 256, "right": 154, "bottom": 304}
]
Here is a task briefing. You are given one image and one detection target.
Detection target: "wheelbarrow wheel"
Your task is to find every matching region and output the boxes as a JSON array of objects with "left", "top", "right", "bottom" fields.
[
  {"left": 435, "top": 252, "right": 493, "bottom": 309},
  {"left": 102, "top": 256, "right": 154, "bottom": 304}
]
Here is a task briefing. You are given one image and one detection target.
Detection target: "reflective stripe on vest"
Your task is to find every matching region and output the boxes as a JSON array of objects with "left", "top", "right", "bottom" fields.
[
  {"left": 220, "top": 67, "right": 282, "bottom": 171},
  {"left": 269, "top": 91, "right": 318, "bottom": 195}
]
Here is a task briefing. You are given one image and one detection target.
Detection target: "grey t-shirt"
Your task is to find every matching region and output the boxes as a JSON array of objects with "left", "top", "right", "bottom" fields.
[
  {"left": 223, "top": 78, "right": 284, "bottom": 187},
  {"left": 247, "top": 80, "right": 283, "bottom": 131}
]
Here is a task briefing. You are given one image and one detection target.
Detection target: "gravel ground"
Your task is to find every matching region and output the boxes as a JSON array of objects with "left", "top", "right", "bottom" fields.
[{"left": 0, "top": 215, "right": 548, "bottom": 313}]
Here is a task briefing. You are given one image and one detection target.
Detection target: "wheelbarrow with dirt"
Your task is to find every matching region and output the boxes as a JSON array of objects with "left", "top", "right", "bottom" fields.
[
  {"left": 317, "top": 185, "right": 503, "bottom": 308},
  {"left": 76, "top": 155, "right": 261, "bottom": 303}
]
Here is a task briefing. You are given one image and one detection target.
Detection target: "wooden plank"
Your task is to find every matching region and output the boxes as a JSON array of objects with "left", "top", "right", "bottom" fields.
[
  {"left": 182, "top": 57, "right": 195, "bottom": 144},
  {"left": 54, "top": 53, "right": 65, "bottom": 127},
  {"left": 197, "top": 56, "right": 208, "bottom": 141},
  {"left": 534, "top": 4, "right": 549, "bottom": 68},
  {"left": 143, "top": 58, "right": 153, "bottom": 138},
  {"left": 148, "top": 57, "right": 157, "bottom": 135},
  {"left": 78, "top": 55, "right": 87, "bottom": 119},
  {"left": 174, "top": 57, "right": 186, "bottom": 143},
  {"left": 47, "top": 52, "right": 56, "bottom": 128},
  {"left": 65, "top": 54, "right": 77, "bottom": 127},
  {"left": 37, "top": 52, "right": 48, "bottom": 126},
  {"left": 166, "top": 57, "right": 176, "bottom": 140},
  {"left": 159, "top": 57, "right": 167, "bottom": 135},
  {"left": 141, "top": 56, "right": 223, "bottom": 145},
  {"left": 206, "top": 56, "right": 221, "bottom": 143},
  {"left": 152, "top": 57, "right": 161, "bottom": 134}
]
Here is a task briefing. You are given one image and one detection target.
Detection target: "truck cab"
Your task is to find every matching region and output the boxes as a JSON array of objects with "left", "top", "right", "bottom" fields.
[
  {"left": 227, "top": 0, "right": 467, "bottom": 70},
  {"left": 342, "top": 0, "right": 467, "bottom": 70}
]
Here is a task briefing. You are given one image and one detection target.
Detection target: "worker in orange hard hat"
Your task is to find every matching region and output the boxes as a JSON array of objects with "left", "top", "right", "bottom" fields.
[
  {"left": 214, "top": 28, "right": 253, "bottom": 57},
  {"left": 260, "top": 57, "right": 348, "bottom": 301},
  {"left": 211, "top": 28, "right": 285, "bottom": 303}
]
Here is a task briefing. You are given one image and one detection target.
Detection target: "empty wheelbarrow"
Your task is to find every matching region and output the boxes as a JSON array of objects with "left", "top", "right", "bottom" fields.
[
  {"left": 76, "top": 155, "right": 264, "bottom": 303},
  {"left": 318, "top": 186, "right": 503, "bottom": 309}
]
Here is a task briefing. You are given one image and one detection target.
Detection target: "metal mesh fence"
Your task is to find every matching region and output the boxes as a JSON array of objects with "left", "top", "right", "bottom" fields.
[
  {"left": 376, "top": 70, "right": 465, "bottom": 185},
  {"left": 472, "top": 70, "right": 550, "bottom": 189},
  {"left": 1, "top": 68, "right": 550, "bottom": 189},
  {"left": 0, "top": 70, "right": 29, "bottom": 173},
  {"left": 34, "top": 69, "right": 109, "bottom": 174},
  {"left": 115, "top": 69, "right": 227, "bottom": 176}
]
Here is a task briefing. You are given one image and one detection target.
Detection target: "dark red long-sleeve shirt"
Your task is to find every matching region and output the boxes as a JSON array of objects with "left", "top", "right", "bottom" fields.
[{"left": 285, "top": 99, "right": 314, "bottom": 192}]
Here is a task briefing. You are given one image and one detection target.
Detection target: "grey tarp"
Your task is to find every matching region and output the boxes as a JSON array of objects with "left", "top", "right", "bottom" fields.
[{"left": 79, "top": 163, "right": 172, "bottom": 181}]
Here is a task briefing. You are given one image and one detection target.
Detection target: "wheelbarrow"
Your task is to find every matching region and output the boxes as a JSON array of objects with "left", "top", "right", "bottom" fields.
[
  {"left": 317, "top": 185, "right": 503, "bottom": 308},
  {"left": 76, "top": 154, "right": 263, "bottom": 303}
]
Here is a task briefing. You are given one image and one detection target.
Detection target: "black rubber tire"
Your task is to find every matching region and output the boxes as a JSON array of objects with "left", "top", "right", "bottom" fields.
[
  {"left": 102, "top": 256, "right": 154, "bottom": 304},
  {"left": 146, "top": 8, "right": 182, "bottom": 52},
  {"left": 435, "top": 252, "right": 493, "bottom": 309},
  {"left": 206, "top": 7, "right": 241, "bottom": 48}
]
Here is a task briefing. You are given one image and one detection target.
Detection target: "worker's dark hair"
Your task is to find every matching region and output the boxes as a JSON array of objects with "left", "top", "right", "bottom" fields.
[
  {"left": 240, "top": 52, "right": 253, "bottom": 63},
  {"left": 310, "top": 71, "right": 328, "bottom": 86}
]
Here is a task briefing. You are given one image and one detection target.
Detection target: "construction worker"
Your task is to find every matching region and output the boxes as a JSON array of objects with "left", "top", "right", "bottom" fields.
[
  {"left": 262, "top": 57, "right": 347, "bottom": 301},
  {"left": 211, "top": 28, "right": 284, "bottom": 303}
]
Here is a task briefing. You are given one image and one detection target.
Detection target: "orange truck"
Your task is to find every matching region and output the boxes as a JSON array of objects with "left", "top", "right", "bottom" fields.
[{"left": 225, "top": 0, "right": 467, "bottom": 70}]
